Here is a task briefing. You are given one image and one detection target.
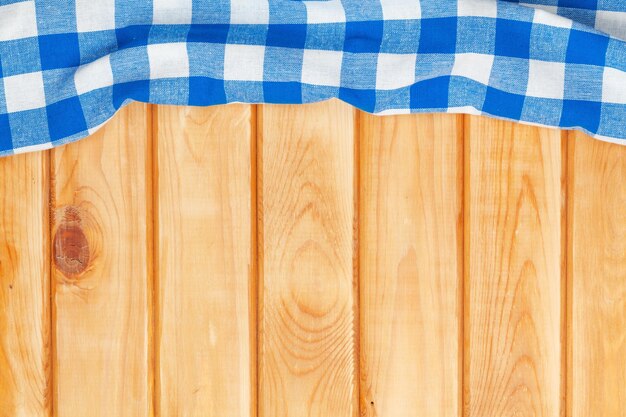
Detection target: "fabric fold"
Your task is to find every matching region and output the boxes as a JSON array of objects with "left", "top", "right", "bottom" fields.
[{"left": 0, "top": 0, "right": 625, "bottom": 156}]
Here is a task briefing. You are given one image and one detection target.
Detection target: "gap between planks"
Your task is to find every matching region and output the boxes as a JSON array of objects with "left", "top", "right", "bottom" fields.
[{"left": 9, "top": 103, "right": 622, "bottom": 417}]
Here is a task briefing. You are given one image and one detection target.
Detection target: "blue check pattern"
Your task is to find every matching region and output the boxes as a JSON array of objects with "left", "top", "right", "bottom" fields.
[{"left": 0, "top": 0, "right": 625, "bottom": 156}]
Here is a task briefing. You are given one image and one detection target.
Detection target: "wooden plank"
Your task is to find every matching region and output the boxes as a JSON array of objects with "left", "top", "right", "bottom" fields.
[
  {"left": 464, "top": 117, "right": 564, "bottom": 417},
  {"left": 0, "top": 152, "right": 50, "bottom": 417},
  {"left": 359, "top": 113, "right": 462, "bottom": 417},
  {"left": 258, "top": 101, "right": 357, "bottom": 417},
  {"left": 155, "top": 105, "right": 255, "bottom": 417},
  {"left": 568, "top": 133, "right": 626, "bottom": 417},
  {"left": 51, "top": 103, "right": 152, "bottom": 417}
]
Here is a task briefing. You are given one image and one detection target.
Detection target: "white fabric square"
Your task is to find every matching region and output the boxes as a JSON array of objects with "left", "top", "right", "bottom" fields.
[
  {"left": 602, "top": 67, "right": 626, "bottom": 104},
  {"left": 380, "top": 0, "right": 421, "bottom": 20},
  {"left": 3, "top": 72, "right": 46, "bottom": 113},
  {"left": 532, "top": 7, "right": 573, "bottom": 29},
  {"left": 451, "top": 53, "right": 494, "bottom": 86},
  {"left": 230, "top": 0, "right": 269, "bottom": 24},
  {"left": 533, "top": 4, "right": 558, "bottom": 14},
  {"left": 375, "top": 108, "right": 411, "bottom": 115},
  {"left": 75, "top": 0, "right": 115, "bottom": 32},
  {"left": 224, "top": 44, "right": 265, "bottom": 81},
  {"left": 526, "top": 59, "right": 565, "bottom": 99},
  {"left": 447, "top": 106, "right": 482, "bottom": 115},
  {"left": 523, "top": 3, "right": 558, "bottom": 15},
  {"left": 595, "top": 11, "right": 626, "bottom": 40},
  {"left": 74, "top": 55, "right": 114, "bottom": 95},
  {"left": 301, "top": 49, "right": 343, "bottom": 87},
  {"left": 376, "top": 53, "right": 417, "bottom": 90},
  {"left": 0, "top": 1, "right": 38, "bottom": 42},
  {"left": 14, "top": 142, "right": 53, "bottom": 155},
  {"left": 148, "top": 43, "right": 190, "bottom": 79},
  {"left": 153, "top": 0, "right": 193, "bottom": 24},
  {"left": 304, "top": 0, "right": 346, "bottom": 24},
  {"left": 457, "top": 0, "right": 497, "bottom": 18}
]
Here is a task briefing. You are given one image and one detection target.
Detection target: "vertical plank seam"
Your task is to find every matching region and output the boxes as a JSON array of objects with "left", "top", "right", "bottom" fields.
[
  {"left": 150, "top": 104, "right": 160, "bottom": 417},
  {"left": 461, "top": 114, "right": 470, "bottom": 417},
  {"left": 558, "top": 129, "right": 569, "bottom": 417},
  {"left": 564, "top": 131, "right": 574, "bottom": 417},
  {"left": 255, "top": 104, "right": 264, "bottom": 417},
  {"left": 251, "top": 104, "right": 260, "bottom": 417},
  {"left": 48, "top": 148, "right": 57, "bottom": 417},
  {"left": 354, "top": 109, "right": 361, "bottom": 417}
]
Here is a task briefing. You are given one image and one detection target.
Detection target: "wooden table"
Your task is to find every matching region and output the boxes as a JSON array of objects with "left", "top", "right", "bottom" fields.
[{"left": 1, "top": 100, "right": 624, "bottom": 417}]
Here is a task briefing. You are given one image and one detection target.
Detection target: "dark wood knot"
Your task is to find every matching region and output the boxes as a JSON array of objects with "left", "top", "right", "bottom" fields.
[{"left": 53, "top": 208, "right": 90, "bottom": 277}]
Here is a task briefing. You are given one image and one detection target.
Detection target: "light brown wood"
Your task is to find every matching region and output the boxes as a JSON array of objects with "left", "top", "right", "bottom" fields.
[
  {"left": 568, "top": 133, "right": 626, "bottom": 417},
  {"left": 464, "top": 117, "right": 565, "bottom": 417},
  {"left": 51, "top": 103, "right": 152, "bottom": 417},
  {"left": 0, "top": 152, "right": 50, "bottom": 417},
  {"left": 2, "top": 103, "right": 626, "bottom": 417},
  {"left": 258, "top": 101, "right": 358, "bottom": 417},
  {"left": 155, "top": 104, "right": 255, "bottom": 417},
  {"left": 359, "top": 113, "right": 462, "bottom": 417}
]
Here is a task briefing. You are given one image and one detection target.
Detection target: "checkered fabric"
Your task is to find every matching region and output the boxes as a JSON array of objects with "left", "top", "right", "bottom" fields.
[{"left": 0, "top": 0, "right": 625, "bottom": 156}]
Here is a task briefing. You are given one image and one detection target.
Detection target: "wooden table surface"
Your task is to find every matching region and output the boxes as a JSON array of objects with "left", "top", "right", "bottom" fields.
[{"left": 0, "top": 100, "right": 624, "bottom": 417}]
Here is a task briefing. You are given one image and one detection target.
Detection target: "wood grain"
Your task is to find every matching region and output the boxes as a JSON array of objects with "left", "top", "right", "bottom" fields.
[
  {"left": 155, "top": 105, "right": 255, "bottom": 417},
  {"left": 464, "top": 117, "right": 564, "bottom": 417},
  {"left": 258, "top": 101, "right": 358, "bottom": 417},
  {"left": 359, "top": 113, "right": 462, "bottom": 417},
  {"left": 568, "top": 133, "right": 626, "bottom": 417},
  {"left": 51, "top": 103, "right": 152, "bottom": 417},
  {"left": 0, "top": 152, "right": 50, "bottom": 417},
  {"left": 3, "top": 103, "right": 626, "bottom": 417}
]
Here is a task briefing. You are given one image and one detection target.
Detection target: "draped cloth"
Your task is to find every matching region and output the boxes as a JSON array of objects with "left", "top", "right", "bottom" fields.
[{"left": 0, "top": 0, "right": 625, "bottom": 156}]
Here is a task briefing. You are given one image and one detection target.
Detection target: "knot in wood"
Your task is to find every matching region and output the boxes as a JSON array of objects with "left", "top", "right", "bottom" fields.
[{"left": 53, "top": 209, "right": 90, "bottom": 277}]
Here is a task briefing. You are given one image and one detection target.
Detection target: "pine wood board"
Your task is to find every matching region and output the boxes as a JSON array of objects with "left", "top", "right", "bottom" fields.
[
  {"left": 155, "top": 104, "right": 255, "bottom": 417},
  {"left": 257, "top": 102, "right": 358, "bottom": 417},
  {"left": 0, "top": 101, "right": 624, "bottom": 417},
  {"left": 359, "top": 113, "right": 462, "bottom": 417},
  {"left": 51, "top": 104, "right": 152, "bottom": 417},
  {"left": 0, "top": 152, "right": 50, "bottom": 417}
]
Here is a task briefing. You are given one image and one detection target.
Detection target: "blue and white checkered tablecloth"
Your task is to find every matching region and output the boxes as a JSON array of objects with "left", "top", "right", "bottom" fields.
[{"left": 0, "top": 0, "right": 625, "bottom": 156}]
